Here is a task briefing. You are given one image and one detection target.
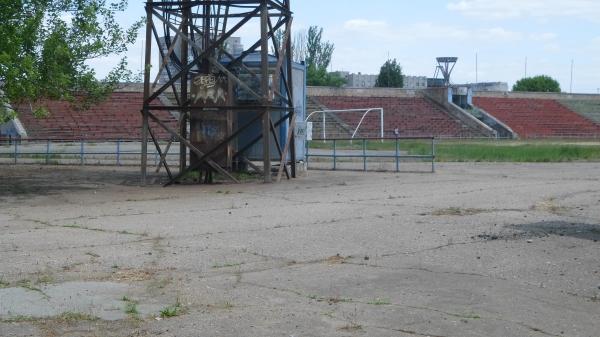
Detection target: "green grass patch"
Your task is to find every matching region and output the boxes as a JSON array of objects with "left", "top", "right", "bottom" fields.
[
  {"left": 212, "top": 262, "right": 244, "bottom": 269},
  {"left": 159, "top": 302, "right": 184, "bottom": 318},
  {"left": 124, "top": 302, "right": 139, "bottom": 315},
  {"left": 0, "top": 278, "right": 9, "bottom": 288},
  {"left": 308, "top": 139, "right": 600, "bottom": 162},
  {"left": 367, "top": 298, "right": 392, "bottom": 305}
]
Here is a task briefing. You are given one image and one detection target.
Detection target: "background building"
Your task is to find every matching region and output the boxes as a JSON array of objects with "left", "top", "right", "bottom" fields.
[{"left": 338, "top": 72, "right": 428, "bottom": 89}]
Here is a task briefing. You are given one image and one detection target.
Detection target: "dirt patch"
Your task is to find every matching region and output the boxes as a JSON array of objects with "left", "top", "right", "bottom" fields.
[
  {"left": 531, "top": 199, "right": 571, "bottom": 215},
  {"left": 110, "top": 269, "right": 156, "bottom": 282},
  {"left": 325, "top": 254, "right": 347, "bottom": 265}
]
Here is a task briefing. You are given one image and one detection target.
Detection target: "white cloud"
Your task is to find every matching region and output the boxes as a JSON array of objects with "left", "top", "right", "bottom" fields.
[
  {"left": 448, "top": 0, "right": 600, "bottom": 21},
  {"left": 342, "top": 20, "right": 523, "bottom": 42}
]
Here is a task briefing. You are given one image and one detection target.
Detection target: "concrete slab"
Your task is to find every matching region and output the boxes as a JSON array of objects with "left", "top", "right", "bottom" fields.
[{"left": 0, "top": 164, "right": 598, "bottom": 337}]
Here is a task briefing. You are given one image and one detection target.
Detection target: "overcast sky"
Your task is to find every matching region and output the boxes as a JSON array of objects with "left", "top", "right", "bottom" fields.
[{"left": 90, "top": 0, "right": 600, "bottom": 93}]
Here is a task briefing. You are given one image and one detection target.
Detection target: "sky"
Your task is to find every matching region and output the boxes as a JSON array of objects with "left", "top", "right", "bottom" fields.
[{"left": 89, "top": 0, "right": 600, "bottom": 93}]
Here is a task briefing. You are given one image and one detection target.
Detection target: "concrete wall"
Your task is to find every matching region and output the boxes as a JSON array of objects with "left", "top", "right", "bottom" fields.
[
  {"left": 308, "top": 86, "right": 419, "bottom": 98},
  {"left": 404, "top": 76, "right": 428, "bottom": 89},
  {"left": 475, "top": 91, "right": 600, "bottom": 101},
  {"left": 469, "top": 82, "right": 509, "bottom": 92},
  {"left": 423, "top": 87, "right": 497, "bottom": 138}
]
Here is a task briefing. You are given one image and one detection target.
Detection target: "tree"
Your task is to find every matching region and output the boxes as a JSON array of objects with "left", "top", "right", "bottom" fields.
[
  {"left": 512, "top": 75, "right": 561, "bottom": 93},
  {"left": 0, "top": 0, "right": 142, "bottom": 122},
  {"left": 375, "top": 59, "right": 404, "bottom": 88},
  {"left": 304, "top": 26, "right": 345, "bottom": 87},
  {"left": 271, "top": 26, "right": 344, "bottom": 87}
]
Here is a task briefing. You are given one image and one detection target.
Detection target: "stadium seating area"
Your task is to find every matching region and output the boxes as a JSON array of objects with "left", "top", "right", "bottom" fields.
[
  {"left": 9, "top": 89, "right": 600, "bottom": 141},
  {"left": 314, "top": 96, "right": 484, "bottom": 138},
  {"left": 473, "top": 97, "right": 600, "bottom": 138},
  {"left": 559, "top": 100, "right": 600, "bottom": 125},
  {"left": 15, "top": 92, "right": 177, "bottom": 140}
]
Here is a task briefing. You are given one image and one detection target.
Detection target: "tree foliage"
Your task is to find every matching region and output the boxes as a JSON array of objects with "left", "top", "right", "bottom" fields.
[
  {"left": 304, "top": 26, "right": 345, "bottom": 87},
  {"left": 512, "top": 75, "right": 561, "bottom": 93},
  {"left": 375, "top": 59, "right": 404, "bottom": 88},
  {"left": 0, "top": 0, "right": 142, "bottom": 122},
  {"left": 271, "top": 26, "right": 344, "bottom": 87}
]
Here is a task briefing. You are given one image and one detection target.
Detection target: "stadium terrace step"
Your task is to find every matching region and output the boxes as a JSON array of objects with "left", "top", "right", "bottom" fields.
[
  {"left": 14, "top": 92, "right": 178, "bottom": 141},
  {"left": 473, "top": 97, "right": 600, "bottom": 139},
  {"left": 312, "top": 96, "right": 486, "bottom": 138}
]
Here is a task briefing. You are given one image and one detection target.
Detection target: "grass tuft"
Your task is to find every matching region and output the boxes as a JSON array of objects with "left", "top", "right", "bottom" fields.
[
  {"left": 367, "top": 298, "right": 391, "bottom": 305},
  {"left": 159, "top": 301, "right": 184, "bottom": 318}
]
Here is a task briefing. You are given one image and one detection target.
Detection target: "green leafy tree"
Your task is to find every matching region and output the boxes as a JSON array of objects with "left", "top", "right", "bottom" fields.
[
  {"left": 375, "top": 59, "right": 404, "bottom": 88},
  {"left": 0, "top": 0, "right": 142, "bottom": 122},
  {"left": 512, "top": 75, "right": 561, "bottom": 93},
  {"left": 304, "top": 26, "right": 345, "bottom": 87}
]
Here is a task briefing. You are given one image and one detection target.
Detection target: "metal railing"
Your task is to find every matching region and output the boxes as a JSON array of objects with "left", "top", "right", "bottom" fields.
[
  {"left": 0, "top": 138, "right": 178, "bottom": 167},
  {"left": 305, "top": 137, "right": 436, "bottom": 173}
]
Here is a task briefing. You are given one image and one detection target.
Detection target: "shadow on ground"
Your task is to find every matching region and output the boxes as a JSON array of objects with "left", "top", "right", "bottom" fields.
[
  {"left": 0, "top": 166, "right": 145, "bottom": 197},
  {"left": 510, "top": 221, "right": 600, "bottom": 242}
]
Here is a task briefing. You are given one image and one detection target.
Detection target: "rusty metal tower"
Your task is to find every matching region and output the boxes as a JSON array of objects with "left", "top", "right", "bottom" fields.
[{"left": 141, "top": 0, "right": 295, "bottom": 185}]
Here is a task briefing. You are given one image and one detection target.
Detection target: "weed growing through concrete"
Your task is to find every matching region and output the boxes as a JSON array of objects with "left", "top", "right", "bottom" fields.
[
  {"left": 212, "top": 262, "right": 243, "bottom": 269},
  {"left": 85, "top": 251, "right": 101, "bottom": 258},
  {"left": 160, "top": 301, "right": 184, "bottom": 318},
  {"left": 36, "top": 274, "right": 54, "bottom": 284},
  {"left": 0, "top": 278, "right": 9, "bottom": 288},
  {"left": 431, "top": 207, "right": 488, "bottom": 216},
  {"left": 0, "top": 315, "right": 38, "bottom": 323},
  {"left": 367, "top": 298, "right": 391, "bottom": 305},
  {"left": 207, "top": 301, "right": 234, "bottom": 310},
  {"left": 121, "top": 296, "right": 139, "bottom": 318},
  {"left": 339, "top": 306, "right": 362, "bottom": 331},
  {"left": 56, "top": 312, "right": 99, "bottom": 322},
  {"left": 16, "top": 279, "right": 43, "bottom": 293}
]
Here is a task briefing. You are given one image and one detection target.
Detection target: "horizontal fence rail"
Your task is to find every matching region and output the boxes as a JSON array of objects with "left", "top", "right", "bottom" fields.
[
  {"left": 0, "top": 138, "right": 178, "bottom": 167},
  {"left": 305, "top": 137, "right": 436, "bottom": 173}
]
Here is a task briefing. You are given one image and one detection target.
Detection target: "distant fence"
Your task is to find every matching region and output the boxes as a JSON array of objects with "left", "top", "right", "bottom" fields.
[
  {"left": 0, "top": 137, "right": 179, "bottom": 167},
  {"left": 305, "top": 137, "right": 436, "bottom": 173}
]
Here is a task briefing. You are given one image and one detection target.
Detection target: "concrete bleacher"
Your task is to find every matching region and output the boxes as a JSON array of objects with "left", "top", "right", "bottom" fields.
[
  {"left": 473, "top": 97, "right": 600, "bottom": 138},
  {"left": 559, "top": 100, "right": 600, "bottom": 125},
  {"left": 309, "top": 90, "right": 486, "bottom": 138},
  {"left": 15, "top": 92, "right": 178, "bottom": 141}
]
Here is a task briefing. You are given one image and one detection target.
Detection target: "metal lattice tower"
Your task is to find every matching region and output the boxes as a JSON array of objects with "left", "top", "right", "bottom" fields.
[
  {"left": 434, "top": 57, "right": 458, "bottom": 87},
  {"left": 141, "top": 0, "right": 295, "bottom": 185}
]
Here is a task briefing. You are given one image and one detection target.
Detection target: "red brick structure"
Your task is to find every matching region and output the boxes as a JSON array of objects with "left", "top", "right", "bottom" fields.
[
  {"left": 15, "top": 92, "right": 177, "bottom": 140},
  {"left": 473, "top": 97, "right": 600, "bottom": 138}
]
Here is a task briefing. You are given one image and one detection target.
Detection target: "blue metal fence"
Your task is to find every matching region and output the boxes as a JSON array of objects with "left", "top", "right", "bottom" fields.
[
  {"left": 0, "top": 138, "right": 178, "bottom": 166},
  {"left": 305, "top": 137, "right": 436, "bottom": 173}
]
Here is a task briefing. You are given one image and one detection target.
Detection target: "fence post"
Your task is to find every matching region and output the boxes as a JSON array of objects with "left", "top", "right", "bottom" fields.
[
  {"left": 395, "top": 137, "right": 400, "bottom": 172},
  {"left": 363, "top": 139, "right": 367, "bottom": 172},
  {"left": 14, "top": 139, "right": 18, "bottom": 164},
  {"left": 46, "top": 139, "right": 50, "bottom": 164},
  {"left": 431, "top": 138, "right": 436, "bottom": 173},
  {"left": 333, "top": 139, "right": 337, "bottom": 171},
  {"left": 116, "top": 140, "right": 121, "bottom": 166},
  {"left": 305, "top": 139, "right": 309, "bottom": 167},
  {"left": 322, "top": 112, "right": 326, "bottom": 142},
  {"left": 380, "top": 108, "right": 384, "bottom": 143},
  {"left": 80, "top": 139, "right": 84, "bottom": 165}
]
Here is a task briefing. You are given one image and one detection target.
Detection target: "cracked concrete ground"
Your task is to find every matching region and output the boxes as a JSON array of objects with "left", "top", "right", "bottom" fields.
[{"left": 0, "top": 163, "right": 599, "bottom": 337}]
